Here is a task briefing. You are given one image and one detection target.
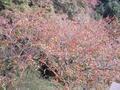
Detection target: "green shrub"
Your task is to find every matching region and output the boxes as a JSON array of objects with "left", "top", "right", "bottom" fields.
[
  {"left": 94, "top": 0, "right": 120, "bottom": 19},
  {"left": 0, "top": 0, "right": 32, "bottom": 11},
  {"left": 0, "top": 0, "right": 11, "bottom": 6},
  {"left": 12, "top": 66, "right": 63, "bottom": 90},
  {"left": 0, "top": 0, "right": 11, "bottom": 11},
  {"left": 52, "top": 0, "right": 85, "bottom": 19}
]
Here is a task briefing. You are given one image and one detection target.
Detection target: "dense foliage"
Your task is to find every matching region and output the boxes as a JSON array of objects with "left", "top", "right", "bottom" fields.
[
  {"left": 0, "top": 0, "right": 120, "bottom": 90},
  {"left": 94, "top": 0, "right": 120, "bottom": 19}
]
